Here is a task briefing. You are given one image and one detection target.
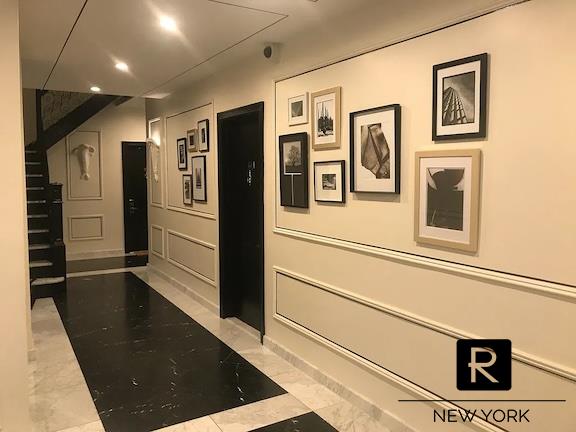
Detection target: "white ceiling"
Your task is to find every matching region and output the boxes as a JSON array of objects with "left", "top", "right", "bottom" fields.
[{"left": 19, "top": 0, "right": 524, "bottom": 98}]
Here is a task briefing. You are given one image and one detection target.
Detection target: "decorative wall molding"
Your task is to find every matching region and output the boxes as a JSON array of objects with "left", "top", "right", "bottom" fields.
[
  {"left": 150, "top": 224, "right": 165, "bottom": 259},
  {"left": 273, "top": 266, "right": 576, "bottom": 383},
  {"left": 274, "top": 227, "right": 576, "bottom": 302},
  {"left": 166, "top": 205, "right": 217, "bottom": 220},
  {"left": 166, "top": 229, "right": 216, "bottom": 287},
  {"left": 272, "top": 313, "right": 502, "bottom": 432},
  {"left": 66, "top": 130, "right": 104, "bottom": 201},
  {"left": 68, "top": 215, "right": 104, "bottom": 241},
  {"left": 148, "top": 264, "right": 219, "bottom": 315}
]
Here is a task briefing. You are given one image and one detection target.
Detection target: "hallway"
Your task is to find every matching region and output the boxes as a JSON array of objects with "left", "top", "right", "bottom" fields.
[{"left": 29, "top": 266, "right": 395, "bottom": 432}]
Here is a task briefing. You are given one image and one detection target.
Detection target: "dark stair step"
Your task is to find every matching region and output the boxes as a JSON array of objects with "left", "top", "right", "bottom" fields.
[
  {"left": 27, "top": 200, "right": 47, "bottom": 214},
  {"left": 27, "top": 187, "right": 46, "bottom": 201},
  {"left": 26, "top": 174, "right": 45, "bottom": 188},
  {"left": 25, "top": 161, "right": 43, "bottom": 175},
  {"left": 28, "top": 214, "right": 49, "bottom": 230},
  {"left": 29, "top": 244, "right": 51, "bottom": 261},
  {"left": 28, "top": 229, "right": 50, "bottom": 245},
  {"left": 30, "top": 260, "right": 53, "bottom": 279},
  {"left": 31, "top": 277, "right": 66, "bottom": 304},
  {"left": 25, "top": 150, "right": 41, "bottom": 162}
]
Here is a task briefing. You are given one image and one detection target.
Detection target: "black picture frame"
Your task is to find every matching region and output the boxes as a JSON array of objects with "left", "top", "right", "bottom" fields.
[
  {"left": 314, "top": 160, "right": 345, "bottom": 203},
  {"left": 350, "top": 104, "right": 401, "bottom": 194},
  {"left": 177, "top": 137, "right": 188, "bottom": 170},
  {"left": 198, "top": 119, "right": 210, "bottom": 152},
  {"left": 279, "top": 132, "right": 309, "bottom": 208},
  {"left": 432, "top": 53, "right": 488, "bottom": 141},
  {"left": 191, "top": 155, "right": 207, "bottom": 202},
  {"left": 182, "top": 174, "right": 192, "bottom": 205}
]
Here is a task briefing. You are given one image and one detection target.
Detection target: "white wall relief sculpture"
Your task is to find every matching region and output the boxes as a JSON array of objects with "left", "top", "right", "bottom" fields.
[
  {"left": 71, "top": 143, "right": 96, "bottom": 180},
  {"left": 148, "top": 138, "right": 161, "bottom": 183},
  {"left": 66, "top": 130, "right": 102, "bottom": 200}
]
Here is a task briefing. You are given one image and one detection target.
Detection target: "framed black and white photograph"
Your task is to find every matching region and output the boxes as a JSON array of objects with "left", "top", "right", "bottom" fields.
[
  {"left": 191, "top": 156, "right": 207, "bottom": 202},
  {"left": 288, "top": 93, "right": 308, "bottom": 126},
  {"left": 279, "top": 132, "right": 308, "bottom": 208},
  {"left": 198, "top": 119, "right": 210, "bottom": 152},
  {"left": 187, "top": 129, "right": 197, "bottom": 152},
  {"left": 314, "top": 160, "right": 345, "bottom": 203},
  {"left": 182, "top": 174, "right": 193, "bottom": 205},
  {"left": 311, "top": 87, "right": 341, "bottom": 149},
  {"left": 433, "top": 53, "right": 488, "bottom": 141},
  {"left": 415, "top": 149, "right": 481, "bottom": 252},
  {"left": 350, "top": 104, "right": 401, "bottom": 194},
  {"left": 177, "top": 137, "right": 188, "bottom": 170}
]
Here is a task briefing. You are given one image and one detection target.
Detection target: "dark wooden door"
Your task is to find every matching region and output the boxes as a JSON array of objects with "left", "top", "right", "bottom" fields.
[
  {"left": 122, "top": 141, "right": 148, "bottom": 253},
  {"left": 217, "top": 102, "right": 264, "bottom": 338}
]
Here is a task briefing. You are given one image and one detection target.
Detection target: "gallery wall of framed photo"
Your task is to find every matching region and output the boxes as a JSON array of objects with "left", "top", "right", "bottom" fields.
[
  {"left": 165, "top": 103, "right": 215, "bottom": 217},
  {"left": 275, "top": 3, "right": 575, "bottom": 286}
]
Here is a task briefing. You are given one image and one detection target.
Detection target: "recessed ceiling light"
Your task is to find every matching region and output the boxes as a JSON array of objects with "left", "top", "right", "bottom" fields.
[
  {"left": 159, "top": 16, "right": 177, "bottom": 32},
  {"left": 90, "top": 86, "right": 101, "bottom": 93},
  {"left": 115, "top": 62, "right": 129, "bottom": 72}
]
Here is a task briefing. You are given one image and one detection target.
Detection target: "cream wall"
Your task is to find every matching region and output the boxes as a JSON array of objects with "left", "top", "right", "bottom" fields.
[
  {"left": 48, "top": 98, "right": 146, "bottom": 258},
  {"left": 0, "top": 0, "right": 32, "bottom": 430},
  {"left": 146, "top": 1, "right": 575, "bottom": 431}
]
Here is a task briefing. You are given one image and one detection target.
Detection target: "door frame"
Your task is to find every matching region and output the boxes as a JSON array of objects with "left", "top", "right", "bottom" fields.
[
  {"left": 121, "top": 141, "right": 148, "bottom": 253},
  {"left": 217, "top": 102, "right": 265, "bottom": 340}
]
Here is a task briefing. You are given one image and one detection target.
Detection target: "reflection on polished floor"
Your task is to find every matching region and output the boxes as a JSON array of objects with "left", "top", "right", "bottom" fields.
[{"left": 29, "top": 265, "right": 401, "bottom": 432}]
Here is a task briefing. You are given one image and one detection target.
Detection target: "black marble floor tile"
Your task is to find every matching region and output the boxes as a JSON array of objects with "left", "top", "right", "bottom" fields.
[
  {"left": 54, "top": 272, "right": 286, "bottom": 432},
  {"left": 249, "top": 412, "right": 338, "bottom": 432},
  {"left": 67, "top": 254, "right": 149, "bottom": 273}
]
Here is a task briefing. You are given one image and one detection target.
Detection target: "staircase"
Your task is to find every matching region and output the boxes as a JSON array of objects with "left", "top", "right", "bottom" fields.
[
  {"left": 25, "top": 147, "right": 66, "bottom": 306},
  {"left": 24, "top": 90, "right": 126, "bottom": 305}
]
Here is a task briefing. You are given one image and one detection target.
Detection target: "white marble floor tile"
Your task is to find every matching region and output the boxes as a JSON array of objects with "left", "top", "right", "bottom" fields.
[
  {"left": 271, "top": 370, "right": 343, "bottom": 411},
  {"left": 30, "top": 299, "right": 99, "bottom": 432},
  {"left": 237, "top": 347, "right": 298, "bottom": 378},
  {"left": 54, "top": 420, "right": 106, "bottom": 432},
  {"left": 316, "top": 400, "right": 393, "bottom": 432},
  {"left": 210, "top": 394, "right": 310, "bottom": 432},
  {"left": 30, "top": 382, "right": 100, "bottom": 432},
  {"left": 153, "top": 416, "right": 222, "bottom": 431}
]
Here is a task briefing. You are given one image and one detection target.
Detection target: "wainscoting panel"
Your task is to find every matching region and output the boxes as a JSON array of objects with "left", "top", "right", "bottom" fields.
[
  {"left": 166, "top": 230, "right": 216, "bottom": 285},
  {"left": 66, "top": 130, "right": 103, "bottom": 200},
  {"left": 68, "top": 215, "right": 104, "bottom": 241},
  {"left": 150, "top": 225, "right": 165, "bottom": 258},
  {"left": 273, "top": 268, "right": 576, "bottom": 432}
]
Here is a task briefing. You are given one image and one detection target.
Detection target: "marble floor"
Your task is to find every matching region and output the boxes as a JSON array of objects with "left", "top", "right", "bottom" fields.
[
  {"left": 67, "top": 255, "right": 149, "bottom": 275},
  {"left": 29, "top": 266, "right": 401, "bottom": 432}
]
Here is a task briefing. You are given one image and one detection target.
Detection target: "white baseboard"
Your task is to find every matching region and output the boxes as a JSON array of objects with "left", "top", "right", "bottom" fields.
[
  {"left": 66, "top": 249, "right": 126, "bottom": 261},
  {"left": 147, "top": 264, "right": 219, "bottom": 315}
]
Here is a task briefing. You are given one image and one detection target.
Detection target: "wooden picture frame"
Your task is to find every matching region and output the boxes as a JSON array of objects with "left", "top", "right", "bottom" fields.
[
  {"left": 187, "top": 129, "right": 197, "bottom": 152},
  {"left": 432, "top": 53, "right": 488, "bottom": 141},
  {"left": 177, "top": 137, "right": 187, "bottom": 170},
  {"left": 198, "top": 119, "right": 210, "bottom": 152},
  {"left": 314, "top": 160, "right": 345, "bottom": 203},
  {"left": 182, "top": 174, "right": 192, "bottom": 205},
  {"left": 311, "top": 87, "right": 341, "bottom": 150},
  {"left": 414, "top": 149, "right": 481, "bottom": 252},
  {"left": 288, "top": 93, "right": 309, "bottom": 126},
  {"left": 279, "top": 132, "right": 309, "bottom": 208},
  {"left": 350, "top": 104, "right": 401, "bottom": 194},
  {"left": 191, "top": 156, "right": 207, "bottom": 202}
]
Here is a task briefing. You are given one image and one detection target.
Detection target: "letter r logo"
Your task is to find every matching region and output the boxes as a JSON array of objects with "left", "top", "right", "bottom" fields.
[{"left": 457, "top": 339, "right": 511, "bottom": 391}]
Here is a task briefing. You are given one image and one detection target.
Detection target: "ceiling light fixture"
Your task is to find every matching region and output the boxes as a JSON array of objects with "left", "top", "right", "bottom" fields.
[
  {"left": 90, "top": 86, "right": 101, "bottom": 93},
  {"left": 159, "top": 16, "right": 177, "bottom": 32},
  {"left": 115, "top": 62, "right": 129, "bottom": 72}
]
